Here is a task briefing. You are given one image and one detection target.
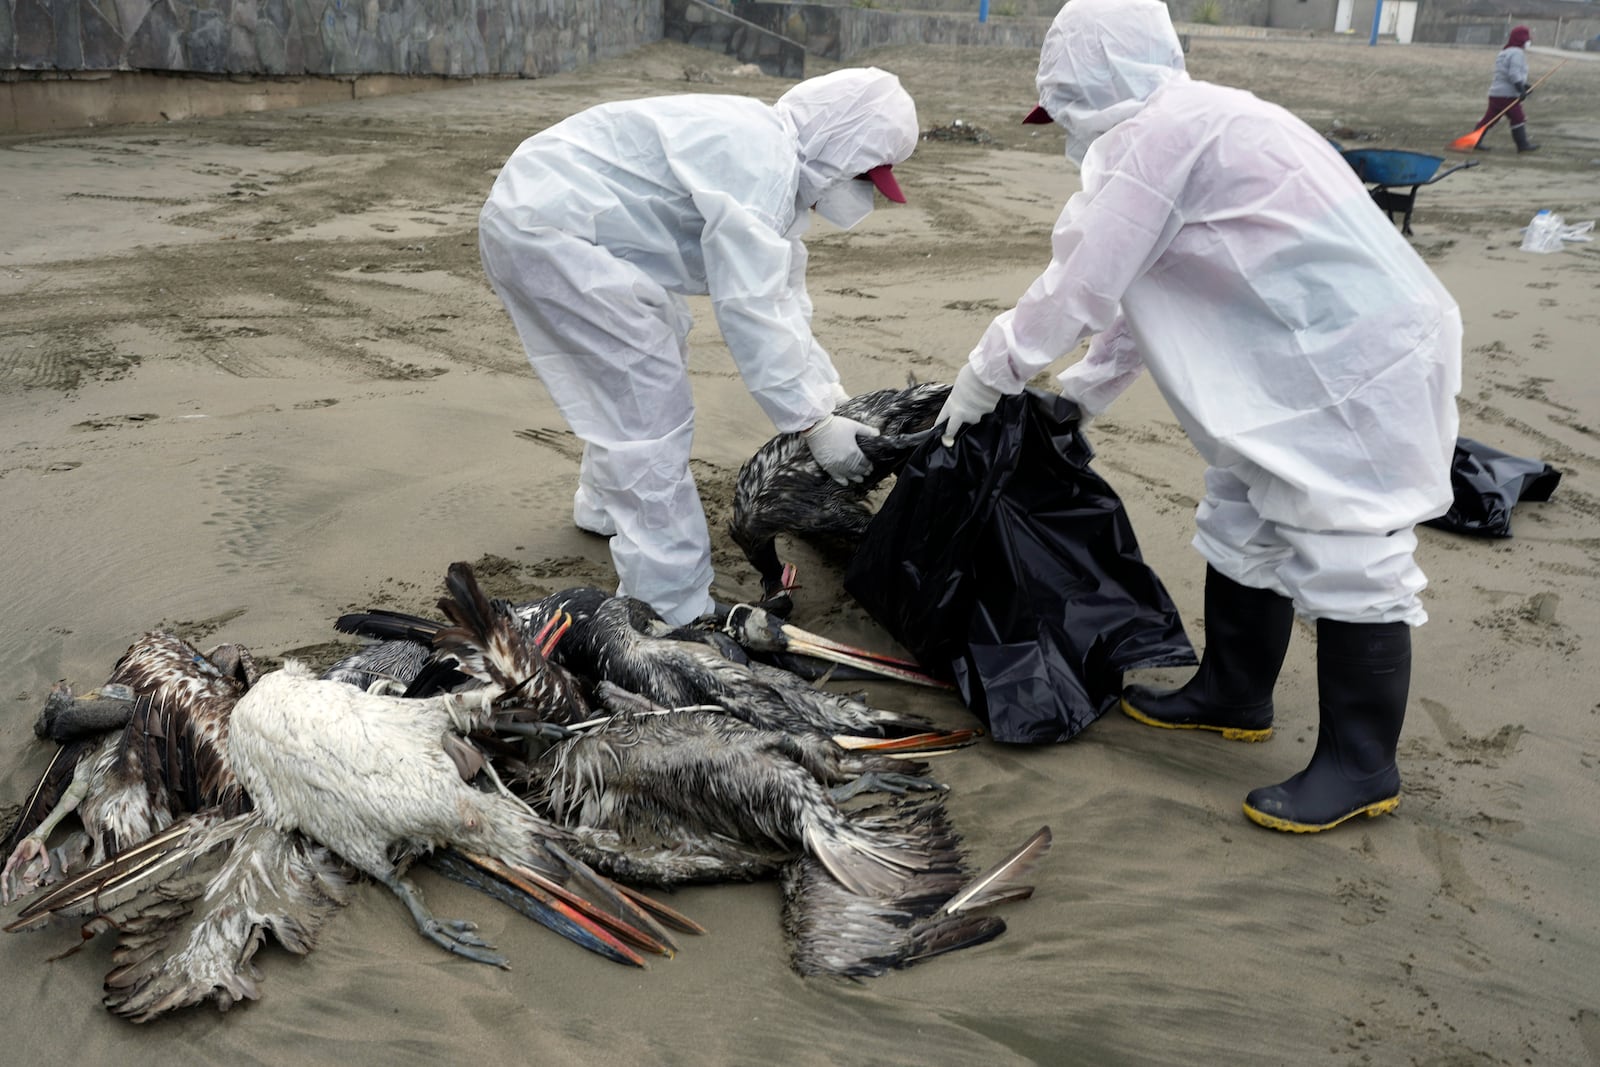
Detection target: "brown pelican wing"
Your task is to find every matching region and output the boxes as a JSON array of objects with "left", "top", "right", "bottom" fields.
[
  {"left": 781, "top": 854, "right": 1003, "bottom": 978},
  {"left": 781, "top": 799, "right": 1038, "bottom": 978},
  {"left": 431, "top": 561, "right": 588, "bottom": 722},
  {"left": 10, "top": 812, "right": 238, "bottom": 925},
  {"left": 107, "top": 631, "right": 250, "bottom": 707},
  {"left": 100, "top": 816, "right": 353, "bottom": 1023},
  {"left": 119, "top": 690, "right": 247, "bottom": 820},
  {"left": 8, "top": 811, "right": 354, "bottom": 1022},
  {"left": 936, "top": 825, "right": 1052, "bottom": 916}
]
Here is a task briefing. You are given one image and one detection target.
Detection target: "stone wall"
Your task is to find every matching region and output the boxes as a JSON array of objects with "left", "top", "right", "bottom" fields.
[
  {"left": 728, "top": 2, "right": 1053, "bottom": 62},
  {"left": 662, "top": 0, "right": 805, "bottom": 77},
  {"left": 0, "top": 0, "right": 660, "bottom": 78}
]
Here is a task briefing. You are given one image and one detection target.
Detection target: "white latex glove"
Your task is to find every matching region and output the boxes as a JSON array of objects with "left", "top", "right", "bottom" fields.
[
  {"left": 804, "top": 414, "right": 880, "bottom": 485},
  {"left": 827, "top": 381, "right": 852, "bottom": 407},
  {"left": 937, "top": 364, "right": 1005, "bottom": 446}
]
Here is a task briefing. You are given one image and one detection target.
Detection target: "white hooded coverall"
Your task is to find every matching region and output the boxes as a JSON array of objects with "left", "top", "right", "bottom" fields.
[
  {"left": 479, "top": 69, "right": 919, "bottom": 625},
  {"left": 964, "top": 0, "right": 1461, "bottom": 625}
]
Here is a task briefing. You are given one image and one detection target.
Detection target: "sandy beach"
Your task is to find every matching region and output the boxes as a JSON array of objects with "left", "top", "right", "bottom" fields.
[{"left": 2, "top": 32, "right": 1598, "bottom": 1066}]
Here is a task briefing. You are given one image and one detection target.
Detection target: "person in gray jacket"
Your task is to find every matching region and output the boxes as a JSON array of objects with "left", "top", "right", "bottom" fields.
[{"left": 1474, "top": 25, "right": 1538, "bottom": 152}]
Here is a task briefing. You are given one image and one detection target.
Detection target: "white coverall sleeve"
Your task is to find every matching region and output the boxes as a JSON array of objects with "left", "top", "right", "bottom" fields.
[
  {"left": 787, "top": 233, "right": 815, "bottom": 324},
  {"left": 698, "top": 192, "right": 838, "bottom": 433},
  {"left": 1055, "top": 311, "right": 1146, "bottom": 416},
  {"left": 786, "top": 232, "right": 847, "bottom": 402},
  {"left": 965, "top": 134, "right": 1188, "bottom": 400}
]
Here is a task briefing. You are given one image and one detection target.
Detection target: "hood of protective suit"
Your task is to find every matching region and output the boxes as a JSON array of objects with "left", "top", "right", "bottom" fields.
[
  {"left": 775, "top": 68, "right": 919, "bottom": 229},
  {"left": 1035, "top": 0, "right": 1188, "bottom": 165}
]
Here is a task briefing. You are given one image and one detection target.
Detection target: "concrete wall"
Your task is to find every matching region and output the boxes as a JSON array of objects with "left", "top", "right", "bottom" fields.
[
  {"left": 1268, "top": 0, "right": 1339, "bottom": 31},
  {"left": 0, "top": 0, "right": 660, "bottom": 77}
]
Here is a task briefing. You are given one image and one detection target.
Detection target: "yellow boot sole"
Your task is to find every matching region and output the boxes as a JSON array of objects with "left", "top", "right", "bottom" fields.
[
  {"left": 1120, "top": 698, "right": 1273, "bottom": 742},
  {"left": 1242, "top": 793, "right": 1400, "bottom": 833}
]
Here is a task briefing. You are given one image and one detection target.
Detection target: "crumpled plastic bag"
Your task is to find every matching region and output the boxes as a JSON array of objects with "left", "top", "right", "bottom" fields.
[
  {"left": 844, "top": 389, "right": 1196, "bottom": 744},
  {"left": 1423, "top": 436, "right": 1562, "bottom": 538},
  {"left": 1520, "top": 213, "right": 1594, "bottom": 254}
]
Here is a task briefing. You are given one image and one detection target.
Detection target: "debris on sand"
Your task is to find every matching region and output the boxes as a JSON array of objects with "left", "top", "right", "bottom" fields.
[{"left": 922, "top": 119, "right": 993, "bottom": 144}]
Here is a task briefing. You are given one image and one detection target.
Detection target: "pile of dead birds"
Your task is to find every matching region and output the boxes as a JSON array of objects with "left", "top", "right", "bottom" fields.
[{"left": 1, "top": 559, "right": 1050, "bottom": 1023}]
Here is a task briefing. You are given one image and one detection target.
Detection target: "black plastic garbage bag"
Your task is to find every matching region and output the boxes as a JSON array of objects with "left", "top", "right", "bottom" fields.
[
  {"left": 1422, "top": 437, "right": 1562, "bottom": 538},
  {"left": 844, "top": 389, "right": 1196, "bottom": 744}
]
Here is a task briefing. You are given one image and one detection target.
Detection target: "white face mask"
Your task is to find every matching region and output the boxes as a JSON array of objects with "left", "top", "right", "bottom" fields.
[{"left": 813, "top": 179, "right": 876, "bottom": 230}]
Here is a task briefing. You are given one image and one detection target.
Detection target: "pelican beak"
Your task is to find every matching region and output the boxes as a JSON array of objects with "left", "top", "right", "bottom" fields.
[
  {"left": 723, "top": 605, "right": 951, "bottom": 689},
  {"left": 532, "top": 611, "right": 573, "bottom": 656},
  {"left": 431, "top": 849, "right": 663, "bottom": 967}
]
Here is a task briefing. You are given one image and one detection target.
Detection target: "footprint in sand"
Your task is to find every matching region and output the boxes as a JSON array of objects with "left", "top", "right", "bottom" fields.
[
  {"left": 1419, "top": 697, "right": 1526, "bottom": 766},
  {"left": 1575, "top": 1008, "right": 1600, "bottom": 1064},
  {"left": 202, "top": 463, "right": 290, "bottom": 574},
  {"left": 1415, "top": 825, "right": 1484, "bottom": 912}
]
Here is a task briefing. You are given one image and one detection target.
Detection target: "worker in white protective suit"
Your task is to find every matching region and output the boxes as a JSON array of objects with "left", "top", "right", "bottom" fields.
[
  {"left": 934, "top": 0, "right": 1461, "bottom": 833},
  {"left": 480, "top": 68, "right": 919, "bottom": 626}
]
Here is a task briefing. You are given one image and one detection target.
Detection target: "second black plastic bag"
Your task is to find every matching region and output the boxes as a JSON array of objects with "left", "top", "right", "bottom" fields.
[
  {"left": 844, "top": 390, "right": 1196, "bottom": 744},
  {"left": 1422, "top": 436, "right": 1562, "bottom": 538}
]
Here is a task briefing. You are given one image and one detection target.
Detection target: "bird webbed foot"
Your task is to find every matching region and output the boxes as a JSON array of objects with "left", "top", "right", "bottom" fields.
[
  {"left": 494, "top": 719, "right": 578, "bottom": 764},
  {"left": 495, "top": 720, "right": 578, "bottom": 743},
  {"left": 1, "top": 832, "right": 89, "bottom": 905},
  {"left": 1, "top": 836, "right": 47, "bottom": 905},
  {"left": 829, "top": 771, "right": 945, "bottom": 803},
  {"left": 381, "top": 872, "right": 508, "bottom": 969}
]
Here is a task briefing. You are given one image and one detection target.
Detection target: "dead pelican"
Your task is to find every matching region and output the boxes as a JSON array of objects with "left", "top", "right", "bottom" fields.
[
  {"left": 223, "top": 654, "right": 670, "bottom": 968},
  {"left": 2, "top": 631, "right": 256, "bottom": 904},
  {"left": 521, "top": 588, "right": 952, "bottom": 740},
  {"left": 524, "top": 683, "right": 950, "bottom": 897},
  {"left": 730, "top": 381, "right": 950, "bottom": 603},
  {"left": 331, "top": 564, "right": 589, "bottom": 725}
]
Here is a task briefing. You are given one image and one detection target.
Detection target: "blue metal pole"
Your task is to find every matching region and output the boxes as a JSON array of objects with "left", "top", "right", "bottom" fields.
[
  {"left": 1368, "top": 0, "right": 1384, "bottom": 45},
  {"left": 979, "top": 0, "right": 989, "bottom": 23}
]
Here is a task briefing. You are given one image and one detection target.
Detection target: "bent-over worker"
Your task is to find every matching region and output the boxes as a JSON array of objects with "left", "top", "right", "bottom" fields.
[{"left": 481, "top": 68, "right": 918, "bottom": 625}]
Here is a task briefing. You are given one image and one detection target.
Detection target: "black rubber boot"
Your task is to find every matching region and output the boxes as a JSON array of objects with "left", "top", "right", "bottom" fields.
[
  {"left": 1120, "top": 566, "right": 1294, "bottom": 742},
  {"left": 1512, "top": 124, "right": 1540, "bottom": 153},
  {"left": 1243, "top": 619, "right": 1410, "bottom": 833}
]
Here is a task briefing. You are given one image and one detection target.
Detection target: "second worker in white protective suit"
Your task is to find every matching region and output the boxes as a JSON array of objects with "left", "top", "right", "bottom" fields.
[
  {"left": 480, "top": 68, "right": 919, "bottom": 626},
  {"left": 934, "top": 0, "right": 1462, "bottom": 833}
]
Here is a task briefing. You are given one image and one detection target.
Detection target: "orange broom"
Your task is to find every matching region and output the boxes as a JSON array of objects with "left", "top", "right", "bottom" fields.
[{"left": 1448, "top": 59, "right": 1568, "bottom": 152}]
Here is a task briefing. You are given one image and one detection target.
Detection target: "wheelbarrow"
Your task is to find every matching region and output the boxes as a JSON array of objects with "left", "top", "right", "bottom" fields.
[{"left": 1330, "top": 145, "right": 1478, "bottom": 237}]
